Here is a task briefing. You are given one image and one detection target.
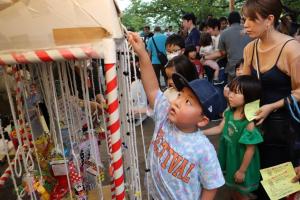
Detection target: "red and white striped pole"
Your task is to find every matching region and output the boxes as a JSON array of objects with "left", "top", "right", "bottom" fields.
[
  {"left": 0, "top": 166, "right": 12, "bottom": 187},
  {"left": 105, "top": 62, "right": 125, "bottom": 200}
]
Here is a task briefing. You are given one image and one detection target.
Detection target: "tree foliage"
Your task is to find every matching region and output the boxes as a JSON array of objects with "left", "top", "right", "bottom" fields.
[{"left": 121, "top": 0, "right": 300, "bottom": 31}]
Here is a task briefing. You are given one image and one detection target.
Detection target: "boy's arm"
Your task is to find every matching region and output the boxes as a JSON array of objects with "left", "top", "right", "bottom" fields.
[
  {"left": 128, "top": 32, "right": 160, "bottom": 109},
  {"left": 203, "top": 118, "right": 225, "bottom": 136},
  {"left": 201, "top": 188, "right": 217, "bottom": 200}
]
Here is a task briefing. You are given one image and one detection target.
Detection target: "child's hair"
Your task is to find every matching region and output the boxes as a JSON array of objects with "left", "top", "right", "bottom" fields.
[
  {"left": 184, "top": 45, "right": 196, "bottom": 57},
  {"left": 165, "top": 34, "right": 185, "bottom": 49},
  {"left": 235, "top": 58, "right": 244, "bottom": 71},
  {"left": 228, "top": 75, "right": 261, "bottom": 104},
  {"left": 200, "top": 32, "right": 212, "bottom": 47},
  {"left": 165, "top": 55, "right": 198, "bottom": 82}
]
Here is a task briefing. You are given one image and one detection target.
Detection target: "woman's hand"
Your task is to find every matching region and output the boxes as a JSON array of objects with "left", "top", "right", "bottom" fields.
[
  {"left": 234, "top": 170, "right": 245, "bottom": 183},
  {"left": 127, "top": 32, "right": 147, "bottom": 56},
  {"left": 292, "top": 166, "right": 300, "bottom": 183},
  {"left": 255, "top": 104, "right": 274, "bottom": 125}
]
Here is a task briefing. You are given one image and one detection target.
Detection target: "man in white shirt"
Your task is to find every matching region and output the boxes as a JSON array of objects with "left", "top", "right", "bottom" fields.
[{"left": 206, "top": 18, "right": 221, "bottom": 51}]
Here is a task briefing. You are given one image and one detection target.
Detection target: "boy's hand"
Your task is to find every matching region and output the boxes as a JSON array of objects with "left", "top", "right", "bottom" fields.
[
  {"left": 127, "top": 32, "right": 147, "bottom": 56},
  {"left": 234, "top": 170, "right": 245, "bottom": 183}
]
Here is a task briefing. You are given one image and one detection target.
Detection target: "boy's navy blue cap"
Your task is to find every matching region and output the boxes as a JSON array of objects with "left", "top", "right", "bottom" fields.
[{"left": 172, "top": 73, "right": 221, "bottom": 120}]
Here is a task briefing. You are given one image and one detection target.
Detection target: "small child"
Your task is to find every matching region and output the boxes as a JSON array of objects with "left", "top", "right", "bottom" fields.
[
  {"left": 128, "top": 32, "right": 224, "bottom": 200},
  {"left": 235, "top": 58, "right": 244, "bottom": 77},
  {"left": 184, "top": 45, "right": 204, "bottom": 78},
  {"left": 164, "top": 55, "right": 198, "bottom": 101},
  {"left": 204, "top": 75, "right": 263, "bottom": 200},
  {"left": 199, "top": 32, "right": 222, "bottom": 84},
  {"left": 224, "top": 58, "right": 244, "bottom": 99}
]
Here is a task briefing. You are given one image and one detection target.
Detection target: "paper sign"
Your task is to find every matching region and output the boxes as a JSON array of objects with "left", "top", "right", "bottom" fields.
[
  {"left": 260, "top": 162, "right": 300, "bottom": 200},
  {"left": 244, "top": 100, "right": 260, "bottom": 121}
]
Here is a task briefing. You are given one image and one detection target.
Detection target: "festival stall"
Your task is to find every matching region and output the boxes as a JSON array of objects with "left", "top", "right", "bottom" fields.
[{"left": 0, "top": 0, "right": 148, "bottom": 199}]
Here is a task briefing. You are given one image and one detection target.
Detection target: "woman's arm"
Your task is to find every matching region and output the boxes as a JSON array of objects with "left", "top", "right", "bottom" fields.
[{"left": 203, "top": 118, "right": 225, "bottom": 136}]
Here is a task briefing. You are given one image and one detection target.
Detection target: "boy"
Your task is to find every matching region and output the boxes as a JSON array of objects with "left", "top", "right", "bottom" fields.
[
  {"left": 165, "top": 34, "right": 185, "bottom": 61},
  {"left": 128, "top": 32, "right": 224, "bottom": 199}
]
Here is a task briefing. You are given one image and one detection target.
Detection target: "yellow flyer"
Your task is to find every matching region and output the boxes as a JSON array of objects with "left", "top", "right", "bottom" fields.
[
  {"left": 244, "top": 100, "right": 260, "bottom": 121},
  {"left": 260, "top": 162, "right": 300, "bottom": 200}
]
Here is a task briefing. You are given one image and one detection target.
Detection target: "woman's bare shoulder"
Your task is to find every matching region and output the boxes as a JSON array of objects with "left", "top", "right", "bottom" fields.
[{"left": 284, "top": 38, "right": 300, "bottom": 59}]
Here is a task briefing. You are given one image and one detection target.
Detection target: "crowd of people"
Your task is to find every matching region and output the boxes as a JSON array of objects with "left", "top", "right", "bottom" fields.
[{"left": 129, "top": 0, "right": 300, "bottom": 199}]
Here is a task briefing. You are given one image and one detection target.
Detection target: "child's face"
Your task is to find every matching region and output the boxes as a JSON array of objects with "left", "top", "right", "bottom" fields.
[
  {"left": 228, "top": 89, "right": 245, "bottom": 108},
  {"left": 188, "top": 51, "right": 197, "bottom": 60},
  {"left": 168, "top": 87, "right": 205, "bottom": 132},
  {"left": 166, "top": 44, "right": 183, "bottom": 60},
  {"left": 165, "top": 67, "right": 175, "bottom": 88}
]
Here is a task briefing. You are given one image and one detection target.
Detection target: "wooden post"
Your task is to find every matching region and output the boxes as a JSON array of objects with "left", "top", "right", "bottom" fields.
[{"left": 229, "top": 0, "right": 235, "bottom": 12}]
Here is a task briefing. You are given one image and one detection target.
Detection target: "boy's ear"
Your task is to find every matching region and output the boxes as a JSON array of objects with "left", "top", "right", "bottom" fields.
[{"left": 197, "top": 116, "right": 209, "bottom": 128}]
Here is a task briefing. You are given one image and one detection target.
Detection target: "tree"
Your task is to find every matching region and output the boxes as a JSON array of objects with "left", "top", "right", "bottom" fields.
[{"left": 121, "top": 0, "right": 300, "bottom": 31}]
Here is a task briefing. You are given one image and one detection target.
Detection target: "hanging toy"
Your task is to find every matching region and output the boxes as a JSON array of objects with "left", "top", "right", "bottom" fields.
[
  {"left": 50, "top": 153, "right": 69, "bottom": 200},
  {"left": 22, "top": 172, "right": 35, "bottom": 194},
  {"left": 69, "top": 161, "right": 87, "bottom": 200},
  {"left": 33, "top": 181, "right": 50, "bottom": 200}
]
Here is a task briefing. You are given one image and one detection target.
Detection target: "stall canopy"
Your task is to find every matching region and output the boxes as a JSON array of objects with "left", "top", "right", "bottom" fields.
[{"left": 0, "top": 0, "right": 124, "bottom": 64}]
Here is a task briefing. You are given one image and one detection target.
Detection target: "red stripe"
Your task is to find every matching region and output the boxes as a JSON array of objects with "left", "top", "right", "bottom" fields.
[
  {"left": 35, "top": 50, "right": 53, "bottom": 62},
  {"left": 111, "top": 139, "right": 121, "bottom": 154},
  {"left": 108, "top": 120, "right": 120, "bottom": 135},
  {"left": 113, "top": 157, "right": 123, "bottom": 171},
  {"left": 107, "top": 99, "right": 118, "bottom": 114},
  {"left": 0, "top": 177, "right": 8, "bottom": 181},
  {"left": 114, "top": 174, "right": 124, "bottom": 188},
  {"left": 81, "top": 47, "right": 93, "bottom": 57},
  {"left": 104, "top": 63, "right": 115, "bottom": 72},
  {"left": 106, "top": 76, "right": 117, "bottom": 94},
  {"left": 12, "top": 53, "right": 29, "bottom": 64},
  {"left": 116, "top": 190, "right": 125, "bottom": 200},
  {"left": 59, "top": 49, "right": 76, "bottom": 60}
]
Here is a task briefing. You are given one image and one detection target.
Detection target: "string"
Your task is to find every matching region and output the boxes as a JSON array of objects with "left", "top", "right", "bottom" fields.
[{"left": 48, "top": 62, "right": 74, "bottom": 200}]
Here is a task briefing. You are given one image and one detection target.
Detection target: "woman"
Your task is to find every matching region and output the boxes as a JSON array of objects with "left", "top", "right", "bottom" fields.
[{"left": 242, "top": 0, "right": 300, "bottom": 199}]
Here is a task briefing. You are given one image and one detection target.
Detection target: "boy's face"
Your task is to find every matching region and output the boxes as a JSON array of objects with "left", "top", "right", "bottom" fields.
[
  {"left": 168, "top": 87, "right": 207, "bottom": 132},
  {"left": 166, "top": 44, "right": 183, "bottom": 60},
  {"left": 165, "top": 67, "right": 175, "bottom": 88}
]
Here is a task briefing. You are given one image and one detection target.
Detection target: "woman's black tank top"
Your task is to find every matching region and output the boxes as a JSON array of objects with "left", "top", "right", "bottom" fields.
[{"left": 250, "top": 39, "right": 294, "bottom": 106}]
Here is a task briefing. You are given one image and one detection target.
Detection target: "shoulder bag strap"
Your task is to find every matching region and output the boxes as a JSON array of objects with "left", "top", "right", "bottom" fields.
[{"left": 152, "top": 37, "right": 160, "bottom": 54}]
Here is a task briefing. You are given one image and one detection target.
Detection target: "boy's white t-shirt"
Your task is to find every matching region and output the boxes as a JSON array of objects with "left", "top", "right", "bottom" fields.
[
  {"left": 212, "top": 34, "right": 220, "bottom": 51},
  {"left": 147, "top": 91, "right": 224, "bottom": 200}
]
